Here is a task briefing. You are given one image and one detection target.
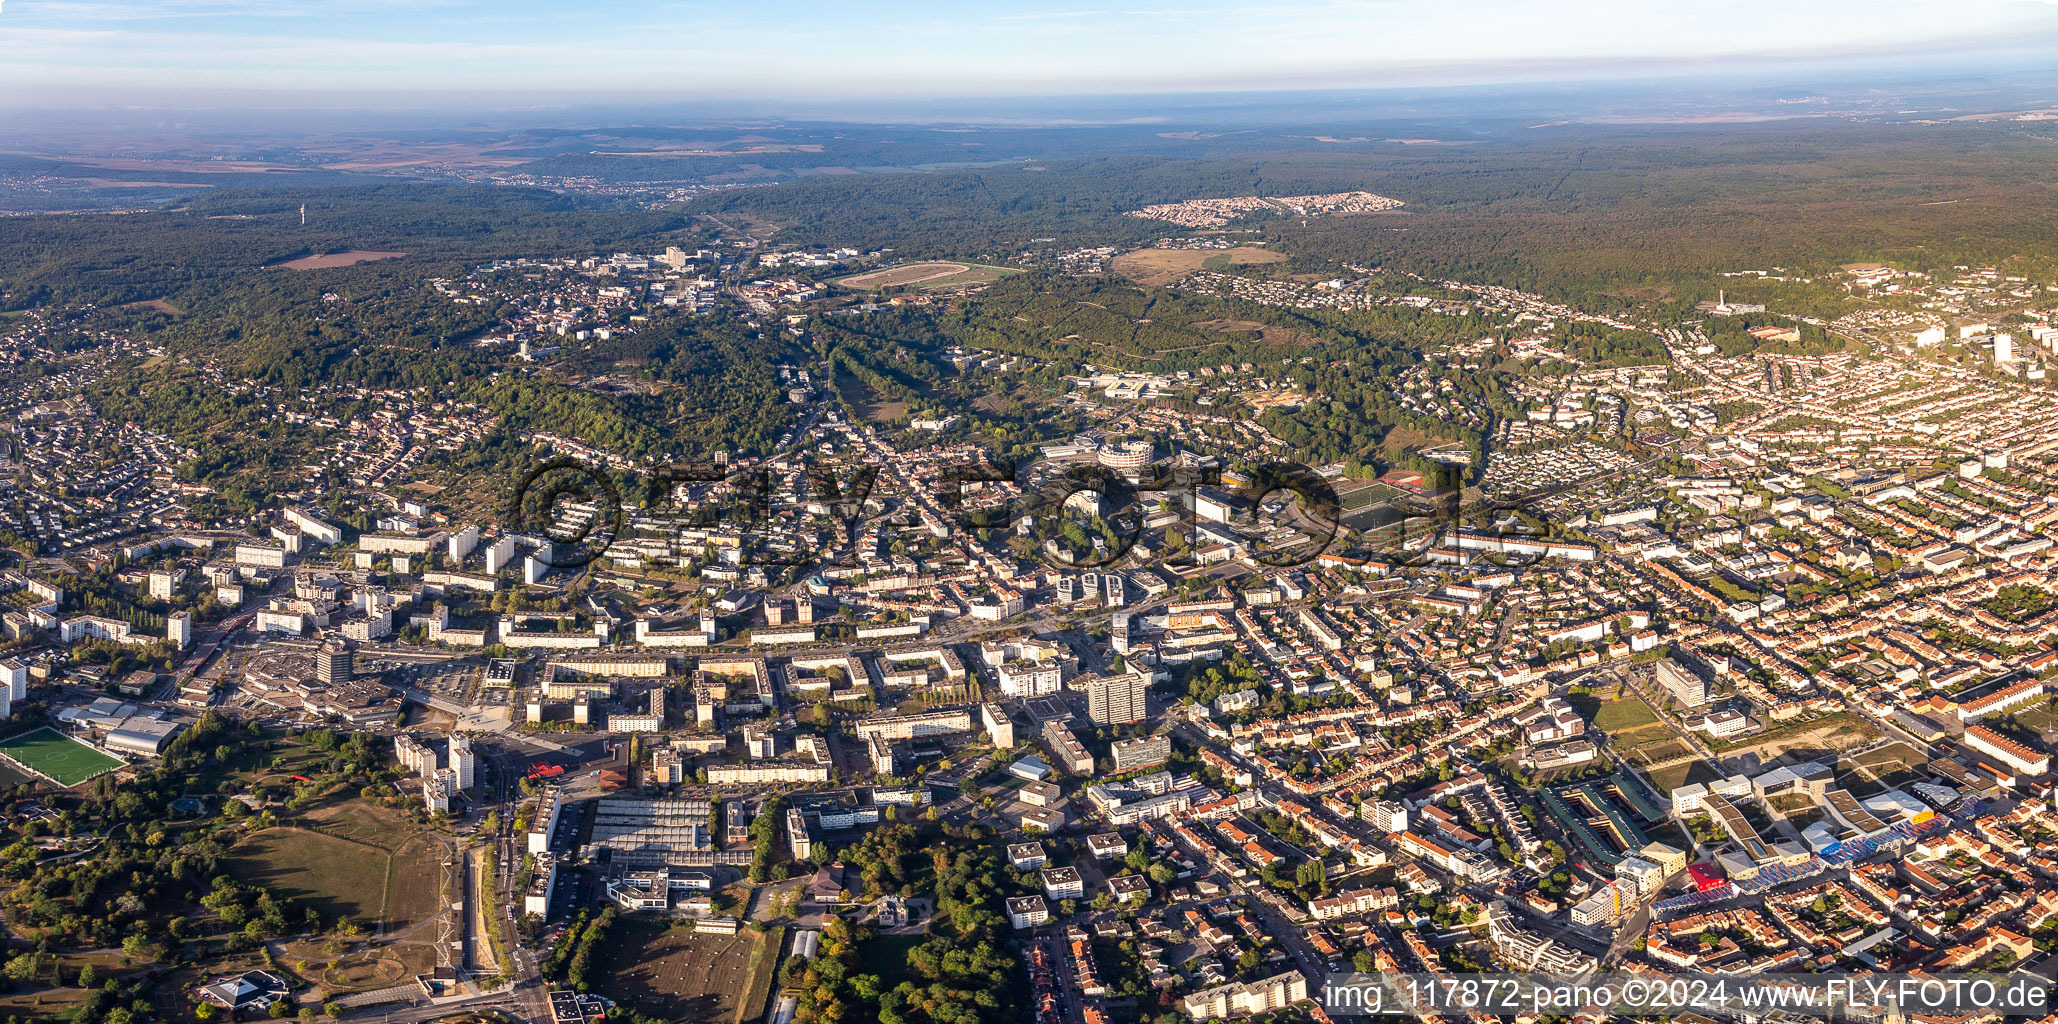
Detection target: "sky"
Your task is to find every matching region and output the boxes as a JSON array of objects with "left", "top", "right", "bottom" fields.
[{"left": 2, "top": 0, "right": 2057, "bottom": 109}]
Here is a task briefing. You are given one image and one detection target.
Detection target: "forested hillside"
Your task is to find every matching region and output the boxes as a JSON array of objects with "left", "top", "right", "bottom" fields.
[{"left": 0, "top": 185, "right": 699, "bottom": 308}]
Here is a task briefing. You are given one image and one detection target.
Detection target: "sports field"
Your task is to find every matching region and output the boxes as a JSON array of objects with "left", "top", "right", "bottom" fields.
[{"left": 0, "top": 728, "right": 125, "bottom": 787}]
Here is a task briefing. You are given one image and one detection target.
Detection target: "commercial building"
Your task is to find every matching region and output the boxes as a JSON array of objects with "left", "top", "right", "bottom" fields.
[
  {"left": 104, "top": 716, "right": 184, "bottom": 756},
  {"left": 315, "top": 639, "right": 353, "bottom": 685},
  {"left": 585, "top": 796, "right": 725, "bottom": 868}
]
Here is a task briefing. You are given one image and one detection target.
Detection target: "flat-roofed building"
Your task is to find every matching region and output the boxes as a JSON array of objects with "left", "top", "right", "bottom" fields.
[
  {"left": 1006, "top": 895, "right": 1048, "bottom": 930},
  {"left": 1110, "top": 735, "right": 1171, "bottom": 772},
  {"left": 1087, "top": 673, "right": 1147, "bottom": 726},
  {"left": 1040, "top": 720, "right": 1094, "bottom": 775},
  {"left": 1655, "top": 658, "right": 1708, "bottom": 707}
]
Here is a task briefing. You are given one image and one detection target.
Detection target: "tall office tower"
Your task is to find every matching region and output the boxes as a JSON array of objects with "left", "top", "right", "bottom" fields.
[{"left": 315, "top": 639, "right": 353, "bottom": 685}]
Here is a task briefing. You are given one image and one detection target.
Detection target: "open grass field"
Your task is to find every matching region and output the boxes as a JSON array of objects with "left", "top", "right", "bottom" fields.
[
  {"left": 227, "top": 802, "right": 443, "bottom": 932},
  {"left": 1111, "top": 246, "right": 1286, "bottom": 286},
  {"left": 1592, "top": 697, "right": 1661, "bottom": 734},
  {"left": 737, "top": 925, "right": 784, "bottom": 1024},
  {"left": 1644, "top": 758, "right": 1723, "bottom": 795},
  {"left": 275, "top": 250, "right": 407, "bottom": 270},
  {"left": 226, "top": 828, "right": 392, "bottom": 924},
  {"left": 1618, "top": 739, "right": 1693, "bottom": 766},
  {"left": 1188, "top": 316, "right": 1324, "bottom": 347},
  {"left": 0, "top": 728, "right": 125, "bottom": 787},
  {"left": 833, "top": 375, "right": 909, "bottom": 424},
  {"left": 836, "top": 261, "right": 1019, "bottom": 290},
  {"left": 1569, "top": 693, "right": 1676, "bottom": 755},
  {"left": 600, "top": 919, "right": 774, "bottom": 1024}
]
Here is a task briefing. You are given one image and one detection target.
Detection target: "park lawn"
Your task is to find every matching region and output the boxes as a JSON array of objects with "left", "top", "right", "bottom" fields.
[
  {"left": 2006, "top": 697, "right": 2058, "bottom": 735},
  {"left": 0, "top": 986, "right": 93, "bottom": 1022},
  {"left": 308, "top": 799, "right": 414, "bottom": 845},
  {"left": 226, "top": 803, "right": 442, "bottom": 932},
  {"left": 227, "top": 827, "right": 392, "bottom": 924},
  {"left": 383, "top": 834, "right": 447, "bottom": 932}
]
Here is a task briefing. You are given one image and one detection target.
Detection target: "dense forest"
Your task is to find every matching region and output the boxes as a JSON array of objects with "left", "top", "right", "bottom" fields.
[
  {"left": 686, "top": 119, "right": 2058, "bottom": 307},
  {"left": 0, "top": 185, "right": 700, "bottom": 309}
]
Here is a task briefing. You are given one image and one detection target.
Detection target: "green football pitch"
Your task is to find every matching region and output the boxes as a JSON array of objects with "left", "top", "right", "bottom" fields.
[{"left": 0, "top": 728, "right": 125, "bottom": 787}]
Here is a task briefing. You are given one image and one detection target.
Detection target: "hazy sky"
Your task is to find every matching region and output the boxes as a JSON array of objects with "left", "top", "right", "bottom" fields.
[{"left": 2, "top": 0, "right": 2056, "bottom": 107}]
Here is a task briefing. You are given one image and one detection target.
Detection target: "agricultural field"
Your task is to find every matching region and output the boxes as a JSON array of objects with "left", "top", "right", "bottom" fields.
[
  {"left": 835, "top": 261, "right": 1018, "bottom": 290},
  {"left": 0, "top": 728, "right": 125, "bottom": 787},
  {"left": 1110, "top": 245, "right": 1285, "bottom": 286},
  {"left": 600, "top": 919, "right": 781, "bottom": 1024}
]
